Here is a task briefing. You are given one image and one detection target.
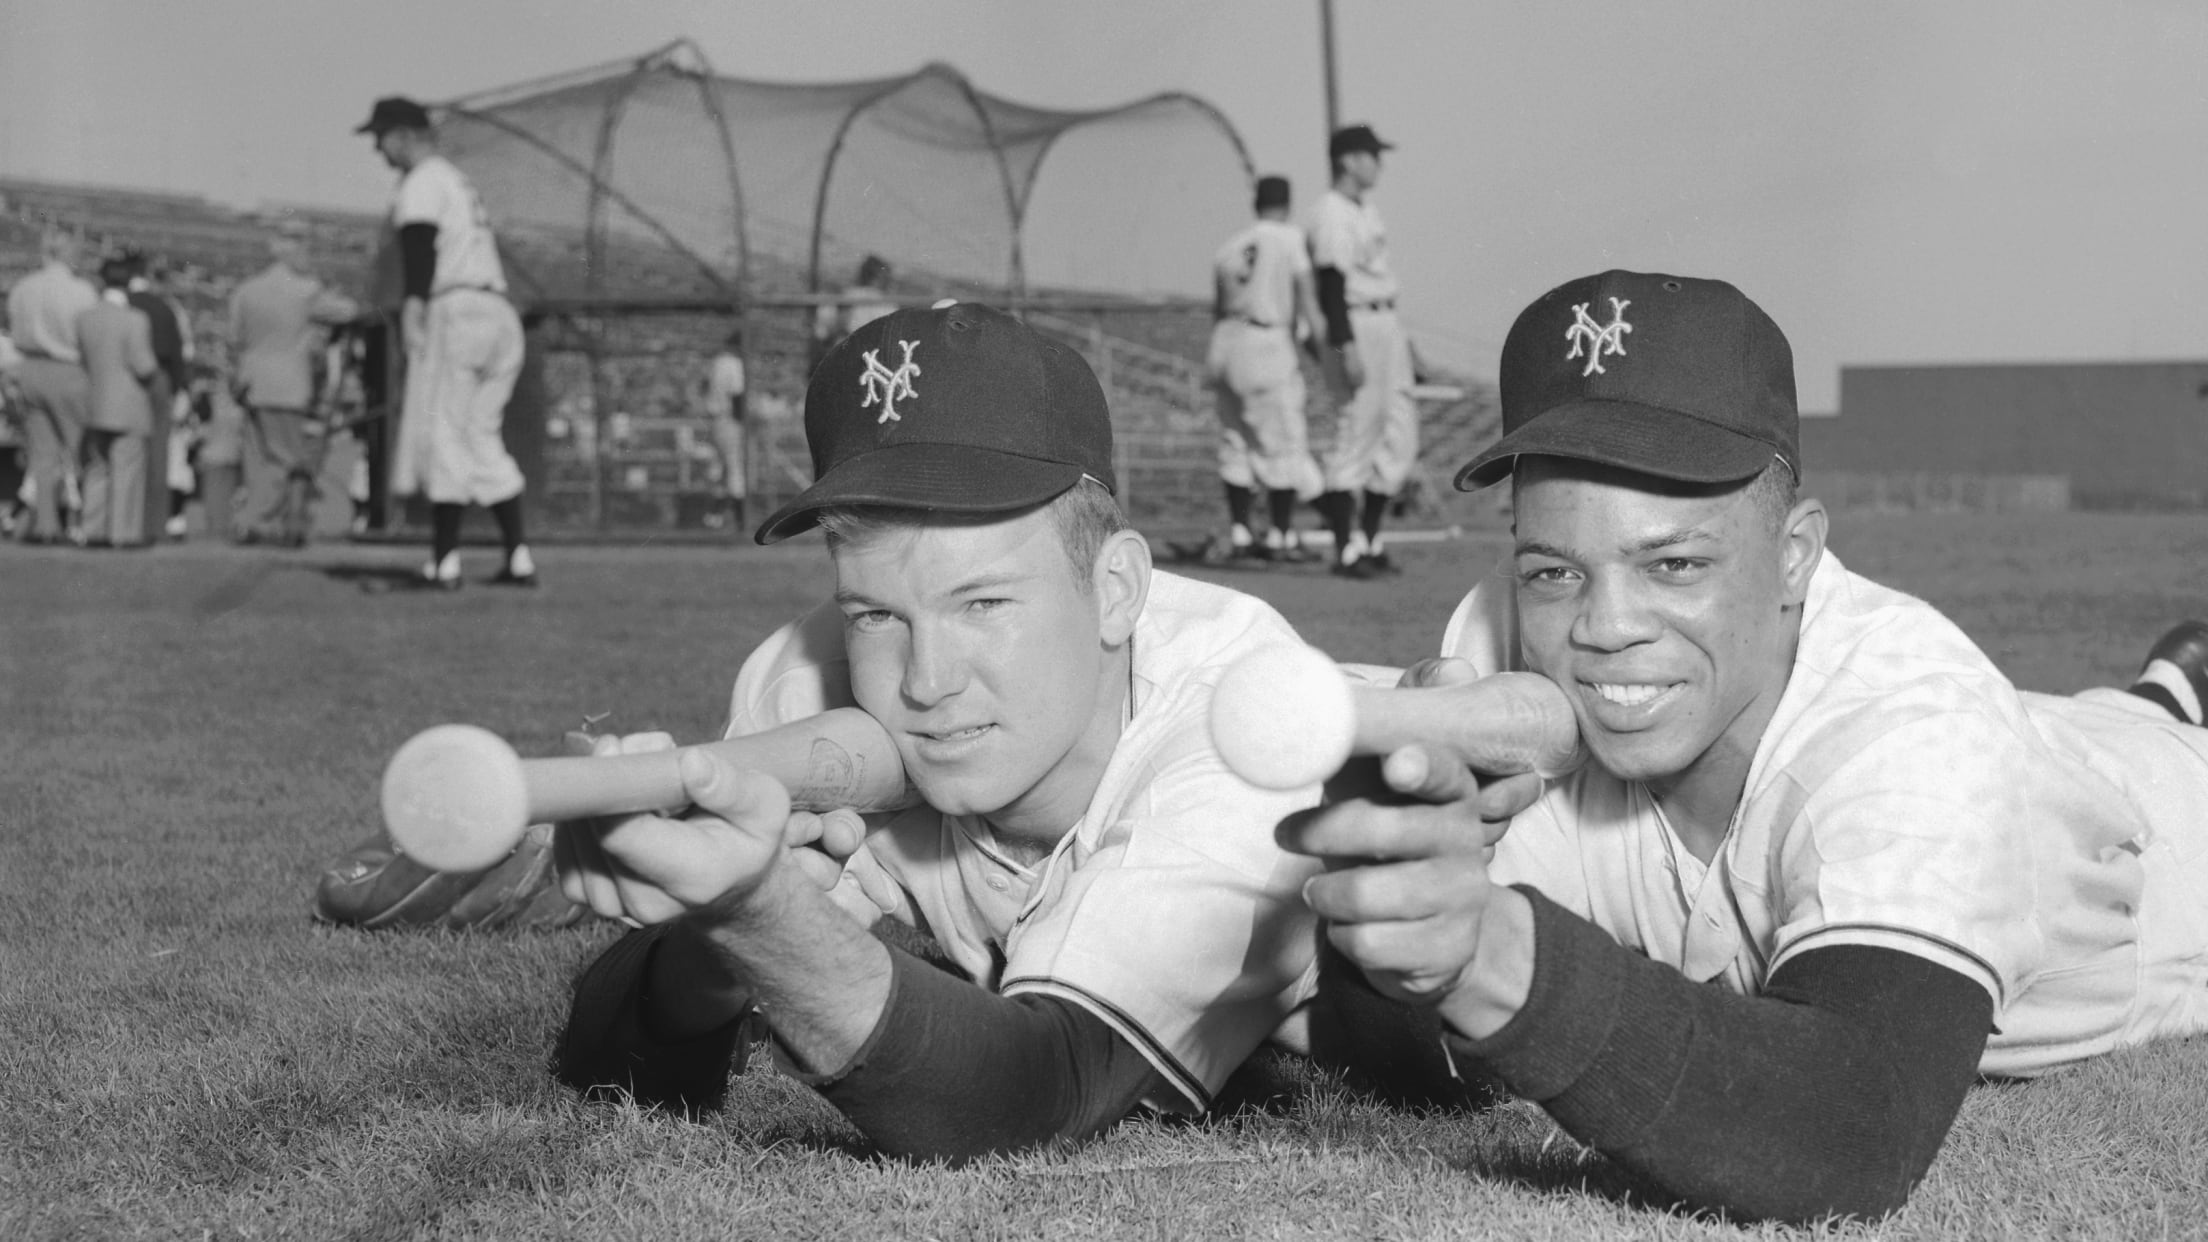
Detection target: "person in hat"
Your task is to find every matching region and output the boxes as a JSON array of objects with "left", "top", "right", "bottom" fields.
[
  {"left": 358, "top": 94, "right": 535, "bottom": 588},
  {"left": 1308, "top": 123, "right": 1415, "bottom": 579},
  {"left": 551, "top": 302, "right": 1438, "bottom": 1158},
  {"left": 1283, "top": 270, "right": 2208, "bottom": 1221},
  {"left": 229, "top": 222, "right": 359, "bottom": 547},
  {"left": 1201, "top": 173, "right": 1325, "bottom": 563},
  {"left": 701, "top": 326, "right": 748, "bottom": 531}
]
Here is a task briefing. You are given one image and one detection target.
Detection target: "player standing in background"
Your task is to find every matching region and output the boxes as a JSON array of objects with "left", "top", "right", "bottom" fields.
[
  {"left": 358, "top": 95, "right": 535, "bottom": 590},
  {"left": 1205, "top": 174, "right": 1324, "bottom": 562},
  {"left": 1308, "top": 124, "right": 1416, "bottom": 580},
  {"left": 703, "top": 327, "right": 748, "bottom": 531},
  {"left": 1287, "top": 269, "right": 2208, "bottom": 1222}
]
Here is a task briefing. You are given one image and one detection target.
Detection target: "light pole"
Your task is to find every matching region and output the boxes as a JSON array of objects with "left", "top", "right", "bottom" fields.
[{"left": 1319, "top": 0, "right": 1341, "bottom": 139}]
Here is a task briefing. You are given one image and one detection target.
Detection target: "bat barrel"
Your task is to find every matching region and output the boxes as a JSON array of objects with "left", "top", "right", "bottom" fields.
[{"left": 1349, "top": 671, "right": 1586, "bottom": 779}]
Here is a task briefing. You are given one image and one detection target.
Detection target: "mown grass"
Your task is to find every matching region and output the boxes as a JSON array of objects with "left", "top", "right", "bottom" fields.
[{"left": 4, "top": 512, "right": 2206, "bottom": 1240}]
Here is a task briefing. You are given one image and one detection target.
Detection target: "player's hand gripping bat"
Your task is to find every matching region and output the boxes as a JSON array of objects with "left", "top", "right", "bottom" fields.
[
  {"left": 380, "top": 707, "right": 914, "bottom": 873},
  {"left": 1208, "top": 644, "right": 1585, "bottom": 791}
]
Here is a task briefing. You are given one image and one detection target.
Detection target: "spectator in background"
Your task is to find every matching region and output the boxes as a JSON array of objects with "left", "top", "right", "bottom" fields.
[
  {"left": 703, "top": 326, "right": 747, "bottom": 531},
  {"left": 74, "top": 256, "right": 159, "bottom": 549},
  {"left": 4, "top": 230, "right": 97, "bottom": 544},
  {"left": 0, "top": 331, "right": 25, "bottom": 536},
  {"left": 810, "top": 253, "right": 897, "bottom": 375},
  {"left": 229, "top": 223, "right": 360, "bottom": 547},
  {"left": 125, "top": 251, "right": 191, "bottom": 543},
  {"left": 189, "top": 364, "right": 249, "bottom": 542}
]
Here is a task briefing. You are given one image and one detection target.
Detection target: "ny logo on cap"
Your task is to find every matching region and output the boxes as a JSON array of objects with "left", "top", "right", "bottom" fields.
[
  {"left": 859, "top": 340, "right": 922, "bottom": 423},
  {"left": 1564, "top": 298, "right": 1632, "bottom": 377}
]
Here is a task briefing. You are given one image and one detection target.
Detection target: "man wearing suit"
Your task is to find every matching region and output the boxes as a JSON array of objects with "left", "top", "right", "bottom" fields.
[
  {"left": 126, "top": 253, "right": 191, "bottom": 541},
  {"left": 3, "top": 231, "right": 97, "bottom": 543},
  {"left": 74, "top": 257, "right": 159, "bottom": 549},
  {"left": 229, "top": 225, "right": 359, "bottom": 546}
]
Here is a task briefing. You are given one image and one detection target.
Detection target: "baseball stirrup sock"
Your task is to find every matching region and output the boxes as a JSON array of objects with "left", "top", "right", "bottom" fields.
[
  {"left": 430, "top": 503, "right": 464, "bottom": 563},
  {"left": 2131, "top": 661, "right": 2203, "bottom": 724}
]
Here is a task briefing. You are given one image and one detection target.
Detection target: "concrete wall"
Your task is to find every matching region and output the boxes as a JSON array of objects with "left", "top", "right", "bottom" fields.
[{"left": 1803, "top": 361, "right": 2208, "bottom": 509}]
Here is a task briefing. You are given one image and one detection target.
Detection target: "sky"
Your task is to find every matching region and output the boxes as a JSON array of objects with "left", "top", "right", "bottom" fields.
[{"left": 3, "top": 0, "right": 2205, "bottom": 411}]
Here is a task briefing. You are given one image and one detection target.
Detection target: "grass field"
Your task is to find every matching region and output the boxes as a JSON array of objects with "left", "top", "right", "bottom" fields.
[{"left": 5, "top": 512, "right": 2208, "bottom": 1240}]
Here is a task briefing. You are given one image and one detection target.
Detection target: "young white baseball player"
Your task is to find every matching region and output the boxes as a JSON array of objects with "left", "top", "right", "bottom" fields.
[
  {"left": 1287, "top": 270, "right": 2208, "bottom": 1222},
  {"left": 554, "top": 303, "right": 1372, "bottom": 1158},
  {"left": 1206, "top": 174, "right": 1325, "bottom": 562},
  {"left": 1308, "top": 124, "right": 1416, "bottom": 579},
  {"left": 359, "top": 95, "right": 535, "bottom": 590}
]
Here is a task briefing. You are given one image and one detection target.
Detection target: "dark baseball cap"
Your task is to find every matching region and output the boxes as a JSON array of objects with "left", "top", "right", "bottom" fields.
[
  {"left": 1456, "top": 270, "right": 1799, "bottom": 491},
  {"left": 1328, "top": 124, "right": 1394, "bottom": 160},
  {"left": 1254, "top": 174, "right": 1291, "bottom": 211},
  {"left": 755, "top": 302, "right": 1115, "bottom": 544},
  {"left": 356, "top": 96, "right": 433, "bottom": 135}
]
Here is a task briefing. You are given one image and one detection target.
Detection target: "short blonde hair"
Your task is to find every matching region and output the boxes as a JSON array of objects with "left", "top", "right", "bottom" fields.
[{"left": 817, "top": 477, "right": 1125, "bottom": 592}]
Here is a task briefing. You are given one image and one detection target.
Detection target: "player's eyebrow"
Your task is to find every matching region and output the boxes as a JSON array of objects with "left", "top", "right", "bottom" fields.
[
  {"left": 1515, "top": 525, "right": 1719, "bottom": 561},
  {"left": 833, "top": 569, "right": 1033, "bottom": 610}
]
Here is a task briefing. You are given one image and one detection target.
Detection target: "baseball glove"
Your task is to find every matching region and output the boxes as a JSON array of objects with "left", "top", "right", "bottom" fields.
[{"left": 313, "top": 821, "right": 590, "bottom": 931}]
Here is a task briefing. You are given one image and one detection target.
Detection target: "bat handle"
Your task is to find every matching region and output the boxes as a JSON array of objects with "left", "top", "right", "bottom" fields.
[{"left": 516, "top": 749, "right": 688, "bottom": 823}]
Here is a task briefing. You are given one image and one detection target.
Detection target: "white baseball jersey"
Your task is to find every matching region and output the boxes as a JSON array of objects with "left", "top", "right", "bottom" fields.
[
  {"left": 723, "top": 569, "right": 1325, "bottom": 1112},
  {"left": 1442, "top": 551, "right": 2208, "bottom": 1076},
  {"left": 1214, "top": 219, "right": 1310, "bottom": 329},
  {"left": 1306, "top": 188, "right": 1398, "bottom": 307},
  {"left": 706, "top": 351, "right": 745, "bottom": 416},
  {"left": 392, "top": 154, "right": 507, "bottom": 295}
]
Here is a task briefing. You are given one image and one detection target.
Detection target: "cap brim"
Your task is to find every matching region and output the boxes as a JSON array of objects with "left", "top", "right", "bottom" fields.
[
  {"left": 754, "top": 442, "right": 1087, "bottom": 544},
  {"left": 1455, "top": 399, "right": 1780, "bottom": 491}
]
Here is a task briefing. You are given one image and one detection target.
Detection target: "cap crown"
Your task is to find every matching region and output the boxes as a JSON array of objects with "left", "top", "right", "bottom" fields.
[
  {"left": 754, "top": 302, "right": 1114, "bottom": 542},
  {"left": 1459, "top": 270, "right": 1798, "bottom": 489}
]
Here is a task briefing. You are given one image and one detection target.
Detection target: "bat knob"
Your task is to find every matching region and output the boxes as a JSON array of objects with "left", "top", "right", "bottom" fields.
[
  {"left": 1210, "top": 643, "right": 1356, "bottom": 790},
  {"left": 380, "top": 723, "right": 530, "bottom": 873}
]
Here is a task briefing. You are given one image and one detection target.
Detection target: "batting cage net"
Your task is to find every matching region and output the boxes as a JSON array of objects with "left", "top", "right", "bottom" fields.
[{"left": 406, "top": 40, "right": 1347, "bottom": 534}]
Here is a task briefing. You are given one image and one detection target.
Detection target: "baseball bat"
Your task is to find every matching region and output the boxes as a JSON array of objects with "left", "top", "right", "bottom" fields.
[
  {"left": 1209, "top": 644, "right": 1586, "bottom": 791},
  {"left": 379, "top": 706, "right": 914, "bottom": 873}
]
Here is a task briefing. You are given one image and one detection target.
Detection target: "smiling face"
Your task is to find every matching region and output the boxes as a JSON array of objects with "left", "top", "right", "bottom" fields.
[
  {"left": 830, "top": 504, "right": 1141, "bottom": 841},
  {"left": 1510, "top": 456, "right": 1824, "bottom": 821}
]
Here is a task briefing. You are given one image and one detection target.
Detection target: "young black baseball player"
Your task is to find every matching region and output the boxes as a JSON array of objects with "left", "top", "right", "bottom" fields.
[{"left": 1288, "top": 270, "right": 2208, "bottom": 1222}]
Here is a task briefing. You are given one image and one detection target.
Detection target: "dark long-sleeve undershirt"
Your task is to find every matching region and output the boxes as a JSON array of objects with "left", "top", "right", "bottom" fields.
[
  {"left": 556, "top": 925, "right": 1168, "bottom": 1160},
  {"left": 397, "top": 223, "right": 437, "bottom": 301},
  {"left": 1315, "top": 266, "right": 1354, "bottom": 347},
  {"left": 1312, "top": 886, "right": 1993, "bottom": 1223}
]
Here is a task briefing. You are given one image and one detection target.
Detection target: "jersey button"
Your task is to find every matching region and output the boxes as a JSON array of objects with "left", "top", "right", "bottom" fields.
[{"left": 987, "top": 876, "right": 1010, "bottom": 892}]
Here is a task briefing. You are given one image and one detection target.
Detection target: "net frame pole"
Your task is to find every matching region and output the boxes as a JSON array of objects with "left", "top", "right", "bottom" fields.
[{"left": 581, "top": 60, "right": 650, "bottom": 531}]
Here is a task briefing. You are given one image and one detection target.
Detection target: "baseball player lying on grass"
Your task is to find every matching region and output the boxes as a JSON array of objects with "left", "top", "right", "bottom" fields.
[
  {"left": 550, "top": 303, "right": 1499, "bottom": 1159},
  {"left": 1287, "top": 270, "right": 2208, "bottom": 1223}
]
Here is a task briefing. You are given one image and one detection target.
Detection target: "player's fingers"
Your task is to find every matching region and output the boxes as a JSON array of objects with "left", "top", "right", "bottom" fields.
[
  {"left": 1302, "top": 854, "right": 1484, "bottom": 925},
  {"left": 783, "top": 809, "right": 827, "bottom": 851},
  {"left": 617, "top": 730, "right": 677, "bottom": 755},
  {"left": 1396, "top": 656, "right": 1481, "bottom": 690},
  {"left": 1381, "top": 744, "right": 1481, "bottom": 804},
  {"left": 552, "top": 821, "right": 585, "bottom": 905},
  {"left": 677, "top": 749, "right": 793, "bottom": 843},
  {"left": 1474, "top": 771, "right": 1544, "bottom": 830},
  {"left": 570, "top": 821, "right": 629, "bottom": 919},
  {"left": 815, "top": 807, "right": 868, "bottom": 860},
  {"left": 1277, "top": 798, "right": 1484, "bottom": 863},
  {"left": 1325, "top": 916, "right": 1479, "bottom": 1004}
]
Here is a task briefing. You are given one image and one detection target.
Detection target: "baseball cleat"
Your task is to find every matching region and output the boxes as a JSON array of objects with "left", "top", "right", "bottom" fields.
[
  {"left": 2138, "top": 621, "right": 2208, "bottom": 722},
  {"left": 491, "top": 545, "right": 539, "bottom": 588},
  {"left": 419, "top": 552, "right": 464, "bottom": 591}
]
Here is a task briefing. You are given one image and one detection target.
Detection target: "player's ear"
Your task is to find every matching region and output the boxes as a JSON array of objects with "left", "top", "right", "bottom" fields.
[
  {"left": 1093, "top": 529, "right": 1151, "bottom": 648},
  {"left": 1778, "top": 497, "right": 1828, "bottom": 606}
]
